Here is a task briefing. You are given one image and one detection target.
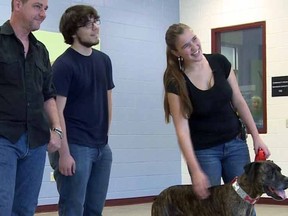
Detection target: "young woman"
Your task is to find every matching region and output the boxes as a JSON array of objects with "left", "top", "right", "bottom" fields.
[{"left": 163, "top": 23, "right": 270, "bottom": 200}]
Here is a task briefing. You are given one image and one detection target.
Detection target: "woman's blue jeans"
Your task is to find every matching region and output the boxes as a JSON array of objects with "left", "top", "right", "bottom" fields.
[
  {"left": 194, "top": 137, "right": 251, "bottom": 185},
  {"left": 49, "top": 144, "right": 112, "bottom": 216},
  {"left": 194, "top": 137, "right": 256, "bottom": 215},
  {"left": 0, "top": 133, "right": 46, "bottom": 216}
]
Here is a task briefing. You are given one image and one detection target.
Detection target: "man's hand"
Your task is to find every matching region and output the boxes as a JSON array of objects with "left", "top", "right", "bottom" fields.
[
  {"left": 59, "top": 154, "right": 76, "bottom": 176},
  {"left": 47, "top": 131, "right": 61, "bottom": 152}
]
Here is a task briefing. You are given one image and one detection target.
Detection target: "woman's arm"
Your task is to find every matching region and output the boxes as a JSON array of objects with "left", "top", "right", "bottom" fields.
[
  {"left": 227, "top": 69, "right": 270, "bottom": 157},
  {"left": 168, "top": 92, "right": 210, "bottom": 199}
]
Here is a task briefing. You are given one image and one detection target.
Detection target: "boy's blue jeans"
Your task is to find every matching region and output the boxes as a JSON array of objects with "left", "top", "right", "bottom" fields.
[
  {"left": 0, "top": 133, "right": 46, "bottom": 216},
  {"left": 49, "top": 143, "right": 112, "bottom": 216}
]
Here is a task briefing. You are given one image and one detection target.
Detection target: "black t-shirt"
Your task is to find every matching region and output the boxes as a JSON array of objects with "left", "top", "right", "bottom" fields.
[{"left": 168, "top": 53, "right": 240, "bottom": 150}]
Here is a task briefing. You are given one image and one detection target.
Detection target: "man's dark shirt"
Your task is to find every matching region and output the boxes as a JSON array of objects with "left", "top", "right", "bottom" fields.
[{"left": 0, "top": 21, "right": 56, "bottom": 148}]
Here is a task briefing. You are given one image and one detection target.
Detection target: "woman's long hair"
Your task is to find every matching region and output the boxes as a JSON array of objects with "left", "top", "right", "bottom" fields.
[{"left": 164, "top": 23, "right": 193, "bottom": 123}]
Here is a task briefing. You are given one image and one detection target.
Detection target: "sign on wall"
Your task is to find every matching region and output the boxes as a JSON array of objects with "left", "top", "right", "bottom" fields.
[{"left": 272, "top": 76, "right": 288, "bottom": 97}]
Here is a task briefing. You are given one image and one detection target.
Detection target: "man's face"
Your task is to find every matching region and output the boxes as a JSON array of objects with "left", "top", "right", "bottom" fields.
[
  {"left": 16, "top": 0, "right": 48, "bottom": 31},
  {"left": 73, "top": 18, "right": 100, "bottom": 48}
]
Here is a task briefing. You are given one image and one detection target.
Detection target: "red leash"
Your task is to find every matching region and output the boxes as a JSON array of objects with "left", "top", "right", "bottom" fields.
[{"left": 254, "top": 148, "right": 266, "bottom": 161}]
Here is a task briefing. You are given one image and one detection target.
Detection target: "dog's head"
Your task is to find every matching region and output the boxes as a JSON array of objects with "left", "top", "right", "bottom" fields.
[{"left": 244, "top": 160, "right": 288, "bottom": 201}]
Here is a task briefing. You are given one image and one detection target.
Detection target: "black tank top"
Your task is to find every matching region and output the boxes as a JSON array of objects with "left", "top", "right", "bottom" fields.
[{"left": 168, "top": 53, "right": 241, "bottom": 150}]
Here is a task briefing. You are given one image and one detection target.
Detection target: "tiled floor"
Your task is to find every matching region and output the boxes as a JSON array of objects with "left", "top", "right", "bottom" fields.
[{"left": 35, "top": 203, "right": 288, "bottom": 216}]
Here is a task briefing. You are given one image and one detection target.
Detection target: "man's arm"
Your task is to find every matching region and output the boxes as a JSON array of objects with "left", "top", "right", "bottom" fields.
[
  {"left": 108, "top": 90, "right": 113, "bottom": 132},
  {"left": 44, "top": 98, "right": 62, "bottom": 152}
]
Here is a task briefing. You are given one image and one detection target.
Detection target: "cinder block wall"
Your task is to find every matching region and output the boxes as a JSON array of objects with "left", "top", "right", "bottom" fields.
[{"left": 0, "top": 0, "right": 181, "bottom": 205}]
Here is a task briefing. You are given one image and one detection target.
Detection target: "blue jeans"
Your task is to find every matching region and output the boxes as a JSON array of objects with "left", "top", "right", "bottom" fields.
[
  {"left": 0, "top": 133, "right": 46, "bottom": 216},
  {"left": 194, "top": 137, "right": 251, "bottom": 185},
  {"left": 49, "top": 144, "right": 112, "bottom": 216},
  {"left": 194, "top": 137, "right": 256, "bottom": 216}
]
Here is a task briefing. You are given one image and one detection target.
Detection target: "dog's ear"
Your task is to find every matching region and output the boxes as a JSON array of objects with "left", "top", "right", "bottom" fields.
[{"left": 244, "top": 162, "right": 261, "bottom": 182}]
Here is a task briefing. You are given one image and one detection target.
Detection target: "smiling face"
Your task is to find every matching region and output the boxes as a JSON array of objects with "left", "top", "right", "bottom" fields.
[
  {"left": 14, "top": 0, "right": 48, "bottom": 32},
  {"left": 172, "top": 28, "right": 203, "bottom": 63}
]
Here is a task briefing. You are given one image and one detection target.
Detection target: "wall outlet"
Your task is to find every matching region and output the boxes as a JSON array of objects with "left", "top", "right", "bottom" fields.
[{"left": 50, "top": 171, "right": 55, "bottom": 182}]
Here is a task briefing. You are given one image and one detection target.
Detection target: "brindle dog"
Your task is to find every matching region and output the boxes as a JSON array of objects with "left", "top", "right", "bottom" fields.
[{"left": 151, "top": 161, "right": 288, "bottom": 216}]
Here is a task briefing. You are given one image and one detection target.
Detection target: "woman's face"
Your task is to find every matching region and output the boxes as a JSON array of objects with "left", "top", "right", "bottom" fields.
[
  {"left": 252, "top": 100, "right": 260, "bottom": 109},
  {"left": 172, "top": 28, "right": 203, "bottom": 63}
]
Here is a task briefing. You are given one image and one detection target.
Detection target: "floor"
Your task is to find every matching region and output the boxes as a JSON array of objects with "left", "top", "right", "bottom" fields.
[{"left": 35, "top": 203, "right": 288, "bottom": 216}]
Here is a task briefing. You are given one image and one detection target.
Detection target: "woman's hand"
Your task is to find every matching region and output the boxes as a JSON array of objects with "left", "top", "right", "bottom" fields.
[
  {"left": 191, "top": 170, "right": 211, "bottom": 199},
  {"left": 253, "top": 136, "right": 271, "bottom": 159}
]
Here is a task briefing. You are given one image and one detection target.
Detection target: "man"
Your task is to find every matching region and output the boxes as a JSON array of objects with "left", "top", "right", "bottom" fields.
[
  {"left": 49, "top": 5, "right": 114, "bottom": 216},
  {"left": 0, "top": 0, "right": 62, "bottom": 215}
]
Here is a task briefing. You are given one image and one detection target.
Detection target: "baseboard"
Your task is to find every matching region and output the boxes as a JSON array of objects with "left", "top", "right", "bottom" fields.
[
  {"left": 257, "top": 197, "right": 288, "bottom": 205},
  {"left": 105, "top": 195, "right": 155, "bottom": 206},
  {"left": 35, "top": 196, "right": 156, "bottom": 213},
  {"left": 35, "top": 196, "right": 287, "bottom": 213},
  {"left": 36, "top": 204, "right": 58, "bottom": 213}
]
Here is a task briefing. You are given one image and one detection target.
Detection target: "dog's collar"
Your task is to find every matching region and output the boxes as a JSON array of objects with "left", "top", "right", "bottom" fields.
[{"left": 231, "top": 177, "right": 260, "bottom": 205}]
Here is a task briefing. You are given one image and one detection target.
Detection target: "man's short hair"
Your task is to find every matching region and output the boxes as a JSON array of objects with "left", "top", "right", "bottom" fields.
[{"left": 59, "top": 5, "right": 100, "bottom": 45}]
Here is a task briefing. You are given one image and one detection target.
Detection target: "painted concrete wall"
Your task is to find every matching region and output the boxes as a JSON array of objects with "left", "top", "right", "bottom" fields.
[
  {"left": 0, "top": 0, "right": 181, "bottom": 205},
  {"left": 180, "top": 0, "right": 288, "bottom": 191}
]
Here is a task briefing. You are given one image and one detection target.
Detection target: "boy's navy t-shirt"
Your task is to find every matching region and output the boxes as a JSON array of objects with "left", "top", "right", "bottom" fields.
[{"left": 53, "top": 48, "right": 114, "bottom": 147}]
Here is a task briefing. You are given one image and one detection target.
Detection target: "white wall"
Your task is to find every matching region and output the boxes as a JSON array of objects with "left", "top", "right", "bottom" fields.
[{"left": 180, "top": 0, "right": 288, "bottom": 185}]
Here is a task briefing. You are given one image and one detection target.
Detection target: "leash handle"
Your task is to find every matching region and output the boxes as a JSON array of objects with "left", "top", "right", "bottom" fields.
[{"left": 254, "top": 148, "right": 266, "bottom": 161}]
